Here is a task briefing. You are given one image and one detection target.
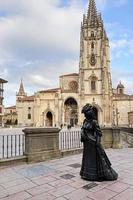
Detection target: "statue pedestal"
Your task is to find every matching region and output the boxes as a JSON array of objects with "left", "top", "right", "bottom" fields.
[{"left": 23, "top": 128, "right": 61, "bottom": 163}]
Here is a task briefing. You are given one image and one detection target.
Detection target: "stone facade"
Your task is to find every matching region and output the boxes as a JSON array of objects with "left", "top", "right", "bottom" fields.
[
  {"left": 3, "top": 106, "right": 17, "bottom": 125},
  {"left": 16, "top": 0, "right": 133, "bottom": 128},
  {"left": 16, "top": 80, "right": 34, "bottom": 126},
  {"left": 128, "top": 112, "right": 133, "bottom": 127}
]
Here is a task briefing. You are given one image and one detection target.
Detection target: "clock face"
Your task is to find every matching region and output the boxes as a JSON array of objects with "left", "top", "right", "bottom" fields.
[
  {"left": 69, "top": 81, "right": 78, "bottom": 91},
  {"left": 90, "top": 53, "right": 96, "bottom": 66}
]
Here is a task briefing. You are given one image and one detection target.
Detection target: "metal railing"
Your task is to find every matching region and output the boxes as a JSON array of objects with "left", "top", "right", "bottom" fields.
[
  {"left": 59, "top": 130, "right": 83, "bottom": 150},
  {"left": 0, "top": 129, "right": 83, "bottom": 160},
  {"left": 0, "top": 134, "right": 25, "bottom": 159}
]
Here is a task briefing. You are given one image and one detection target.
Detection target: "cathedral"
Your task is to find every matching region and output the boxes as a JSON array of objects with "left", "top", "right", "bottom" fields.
[{"left": 16, "top": 0, "right": 133, "bottom": 128}]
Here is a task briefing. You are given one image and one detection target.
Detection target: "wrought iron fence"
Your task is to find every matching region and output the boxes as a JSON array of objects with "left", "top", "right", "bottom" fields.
[
  {"left": 59, "top": 130, "right": 83, "bottom": 150},
  {"left": 0, "top": 134, "right": 25, "bottom": 159}
]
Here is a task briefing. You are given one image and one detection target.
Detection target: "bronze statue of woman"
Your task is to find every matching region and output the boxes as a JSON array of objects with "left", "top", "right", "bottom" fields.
[{"left": 80, "top": 104, "right": 118, "bottom": 181}]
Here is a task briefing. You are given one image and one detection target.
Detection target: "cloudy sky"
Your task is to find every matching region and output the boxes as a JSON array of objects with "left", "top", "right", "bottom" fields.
[{"left": 0, "top": 0, "right": 133, "bottom": 106}]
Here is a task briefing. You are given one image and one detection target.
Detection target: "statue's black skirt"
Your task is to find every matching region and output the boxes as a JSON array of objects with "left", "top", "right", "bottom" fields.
[{"left": 80, "top": 140, "right": 118, "bottom": 181}]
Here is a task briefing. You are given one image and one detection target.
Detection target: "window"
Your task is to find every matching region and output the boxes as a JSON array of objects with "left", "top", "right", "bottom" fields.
[
  {"left": 91, "top": 42, "right": 94, "bottom": 49},
  {"left": 119, "top": 89, "right": 123, "bottom": 94},
  {"left": 28, "top": 107, "right": 31, "bottom": 119},
  {"left": 90, "top": 53, "right": 96, "bottom": 66},
  {"left": 91, "top": 80, "right": 96, "bottom": 91},
  {"left": 28, "top": 113, "right": 31, "bottom": 119}
]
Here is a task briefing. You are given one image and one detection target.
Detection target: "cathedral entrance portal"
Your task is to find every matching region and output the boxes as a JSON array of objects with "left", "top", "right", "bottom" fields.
[
  {"left": 64, "top": 98, "right": 78, "bottom": 127},
  {"left": 92, "top": 107, "right": 98, "bottom": 121},
  {"left": 45, "top": 111, "right": 53, "bottom": 127}
]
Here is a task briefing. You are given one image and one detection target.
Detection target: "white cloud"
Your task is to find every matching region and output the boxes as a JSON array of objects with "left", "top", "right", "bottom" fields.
[
  {"left": 0, "top": 0, "right": 132, "bottom": 106},
  {"left": 0, "top": 0, "right": 84, "bottom": 61}
]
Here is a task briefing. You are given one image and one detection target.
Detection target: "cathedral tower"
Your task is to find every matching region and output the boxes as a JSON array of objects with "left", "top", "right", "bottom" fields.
[
  {"left": 17, "top": 79, "right": 26, "bottom": 97},
  {"left": 79, "top": 0, "right": 112, "bottom": 126}
]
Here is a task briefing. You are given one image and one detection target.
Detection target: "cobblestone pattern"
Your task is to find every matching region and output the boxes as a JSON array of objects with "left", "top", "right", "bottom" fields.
[{"left": 0, "top": 148, "right": 133, "bottom": 200}]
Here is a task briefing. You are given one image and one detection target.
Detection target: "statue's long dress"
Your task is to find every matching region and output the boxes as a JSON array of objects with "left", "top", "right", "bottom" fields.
[{"left": 80, "top": 119, "right": 118, "bottom": 181}]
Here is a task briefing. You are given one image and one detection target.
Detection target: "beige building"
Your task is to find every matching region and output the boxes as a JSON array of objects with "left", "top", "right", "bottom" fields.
[
  {"left": 16, "top": 80, "right": 34, "bottom": 126},
  {"left": 16, "top": 0, "right": 133, "bottom": 128},
  {"left": 3, "top": 106, "right": 18, "bottom": 125},
  {"left": 128, "top": 111, "right": 133, "bottom": 127}
]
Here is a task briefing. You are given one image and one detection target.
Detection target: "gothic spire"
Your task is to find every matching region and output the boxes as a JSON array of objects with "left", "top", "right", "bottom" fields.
[
  {"left": 87, "top": 0, "right": 98, "bottom": 26},
  {"left": 18, "top": 79, "right": 26, "bottom": 96}
]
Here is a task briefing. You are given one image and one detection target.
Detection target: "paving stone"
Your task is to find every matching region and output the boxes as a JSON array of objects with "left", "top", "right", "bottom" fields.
[
  {"left": 113, "top": 188, "right": 133, "bottom": 200},
  {"left": 58, "top": 166, "right": 74, "bottom": 172},
  {"left": 0, "top": 185, "right": 4, "bottom": 190},
  {"left": 27, "top": 193, "right": 55, "bottom": 200},
  {"left": 121, "top": 177, "right": 133, "bottom": 185},
  {"left": 69, "top": 180, "right": 89, "bottom": 189},
  {"left": 68, "top": 163, "right": 81, "bottom": 169},
  {"left": 87, "top": 188, "right": 117, "bottom": 200},
  {"left": 82, "top": 183, "right": 98, "bottom": 190},
  {"left": 105, "top": 181, "right": 130, "bottom": 193},
  {"left": 31, "top": 175, "right": 57, "bottom": 185},
  {"left": 60, "top": 174, "right": 75, "bottom": 180},
  {"left": 0, "top": 191, "right": 31, "bottom": 200},
  {"left": 64, "top": 188, "right": 91, "bottom": 200},
  {"left": 87, "top": 181, "right": 115, "bottom": 192},
  {"left": 6, "top": 182, "right": 36, "bottom": 195},
  {"left": 27, "top": 184, "right": 54, "bottom": 196},
  {"left": 1, "top": 178, "right": 29, "bottom": 189},
  {"left": 0, "top": 189, "right": 8, "bottom": 199},
  {"left": 49, "top": 179, "right": 73, "bottom": 187},
  {"left": 0, "top": 174, "right": 22, "bottom": 184},
  {"left": 48, "top": 185, "right": 76, "bottom": 197},
  {"left": 15, "top": 165, "right": 57, "bottom": 178}
]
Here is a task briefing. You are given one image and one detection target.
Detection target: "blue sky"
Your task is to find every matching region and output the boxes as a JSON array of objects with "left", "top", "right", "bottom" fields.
[{"left": 0, "top": 0, "right": 133, "bottom": 106}]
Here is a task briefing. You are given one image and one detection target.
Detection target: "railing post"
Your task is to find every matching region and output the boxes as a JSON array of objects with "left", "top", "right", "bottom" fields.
[
  {"left": 112, "top": 127, "right": 122, "bottom": 149},
  {"left": 23, "top": 128, "right": 61, "bottom": 163}
]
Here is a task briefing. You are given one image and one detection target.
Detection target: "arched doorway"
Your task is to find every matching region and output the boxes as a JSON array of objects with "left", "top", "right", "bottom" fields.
[
  {"left": 64, "top": 98, "right": 78, "bottom": 127},
  {"left": 45, "top": 111, "right": 53, "bottom": 127},
  {"left": 92, "top": 107, "right": 98, "bottom": 121}
]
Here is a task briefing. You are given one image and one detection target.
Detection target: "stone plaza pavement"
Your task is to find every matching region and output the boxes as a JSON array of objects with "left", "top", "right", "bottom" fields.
[{"left": 0, "top": 148, "right": 133, "bottom": 200}]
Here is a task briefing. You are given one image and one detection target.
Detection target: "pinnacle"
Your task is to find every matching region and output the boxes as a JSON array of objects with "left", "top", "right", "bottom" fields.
[
  {"left": 87, "top": 0, "right": 97, "bottom": 20},
  {"left": 18, "top": 79, "right": 26, "bottom": 96}
]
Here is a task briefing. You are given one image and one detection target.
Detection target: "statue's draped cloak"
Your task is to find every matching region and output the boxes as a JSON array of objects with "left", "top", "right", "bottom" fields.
[{"left": 80, "top": 119, "right": 118, "bottom": 181}]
